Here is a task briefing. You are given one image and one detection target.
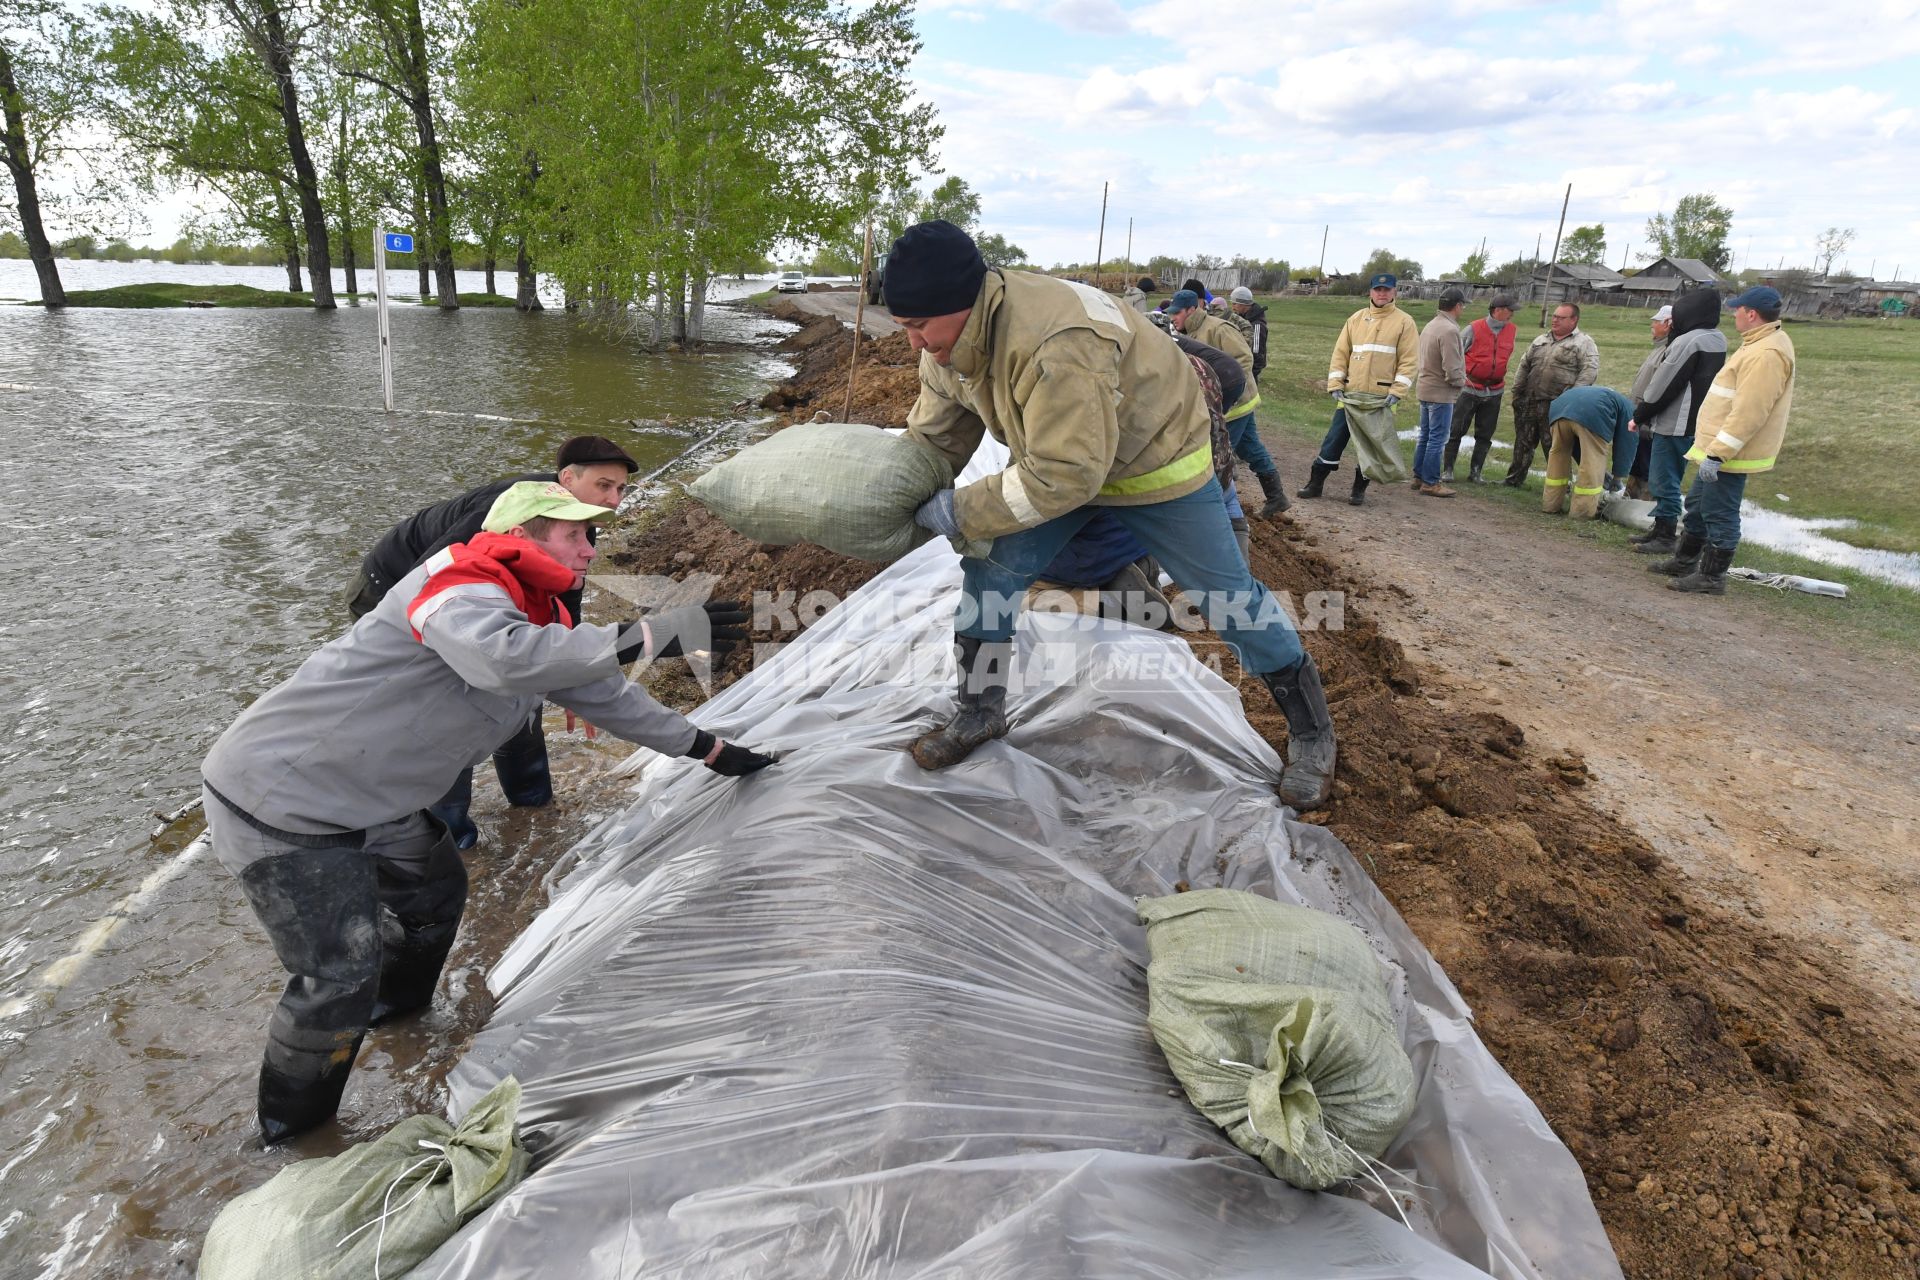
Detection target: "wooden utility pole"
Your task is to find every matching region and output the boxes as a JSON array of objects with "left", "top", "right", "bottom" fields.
[
  {"left": 1620, "top": 243, "right": 1631, "bottom": 270},
  {"left": 1539, "top": 183, "right": 1572, "bottom": 327},
  {"left": 1317, "top": 224, "right": 1329, "bottom": 275},
  {"left": 1093, "top": 182, "right": 1108, "bottom": 286},
  {"left": 1124, "top": 218, "right": 1133, "bottom": 275},
  {"left": 842, "top": 219, "right": 873, "bottom": 422}
]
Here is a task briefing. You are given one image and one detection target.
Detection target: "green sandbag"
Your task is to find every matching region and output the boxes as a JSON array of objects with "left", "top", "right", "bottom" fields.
[
  {"left": 199, "top": 1076, "right": 528, "bottom": 1280},
  {"left": 1338, "top": 391, "right": 1409, "bottom": 484},
  {"left": 1138, "top": 890, "right": 1416, "bottom": 1190},
  {"left": 687, "top": 421, "right": 954, "bottom": 563}
]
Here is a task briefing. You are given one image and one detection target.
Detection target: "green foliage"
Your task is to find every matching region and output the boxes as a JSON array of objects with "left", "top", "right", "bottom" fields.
[
  {"left": 1145, "top": 253, "right": 1182, "bottom": 280},
  {"left": 1230, "top": 254, "right": 1290, "bottom": 291},
  {"left": 1336, "top": 247, "right": 1422, "bottom": 292},
  {"left": 1487, "top": 254, "right": 1540, "bottom": 286},
  {"left": 56, "top": 233, "right": 97, "bottom": 258},
  {"left": 974, "top": 231, "right": 1027, "bottom": 267},
  {"left": 0, "top": 229, "right": 27, "bottom": 256},
  {"left": 1560, "top": 224, "right": 1606, "bottom": 265},
  {"left": 918, "top": 175, "right": 980, "bottom": 231},
  {"left": 1643, "top": 193, "right": 1734, "bottom": 272},
  {"left": 38, "top": 281, "right": 314, "bottom": 306},
  {"left": 1455, "top": 248, "right": 1490, "bottom": 282}
]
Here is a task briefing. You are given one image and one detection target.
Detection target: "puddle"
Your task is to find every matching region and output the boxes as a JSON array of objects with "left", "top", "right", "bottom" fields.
[{"left": 1735, "top": 506, "right": 1920, "bottom": 590}]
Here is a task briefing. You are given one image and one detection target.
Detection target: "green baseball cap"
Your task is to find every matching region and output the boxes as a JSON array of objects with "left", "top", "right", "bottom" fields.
[{"left": 481, "top": 480, "right": 614, "bottom": 532}]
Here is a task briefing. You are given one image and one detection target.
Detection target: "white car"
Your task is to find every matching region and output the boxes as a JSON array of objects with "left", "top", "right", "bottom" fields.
[{"left": 776, "top": 270, "right": 808, "bottom": 293}]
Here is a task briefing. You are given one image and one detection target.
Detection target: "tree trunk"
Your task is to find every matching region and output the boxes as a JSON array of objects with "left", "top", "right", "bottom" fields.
[
  {"left": 392, "top": 0, "right": 458, "bottom": 310},
  {"left": 670, "top": 271, "right": 688, "bottom": 347},
  {"left": 687, "top": 269, "right": 708, "bottom": 346},
  {"left": 334, "top": 102, "right": 357, "bottom": 295},
  {"left": 281, "top": 220, "right": 303, "bottom": 291},
  {"left": 514, "top": 236, "right": 541, "bottom": 311},
  {"left": 0, "top": 39, "right": 65, "bottom": 307},
  {"left": 484, "top": 253, "right": 495, "bottom": 296},
  {"left": 412, "top": 181, "right": 431, "bottom": 300},
  {"left": 254, "top": 0, "right": 333, "bottom": 307}
]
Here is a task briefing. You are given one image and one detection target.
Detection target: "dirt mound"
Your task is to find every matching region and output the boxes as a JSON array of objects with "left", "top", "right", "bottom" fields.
[
  {"left": 602, "top": 303, "right": 1920, "bottom": 1278},
  {"left": 758, "top": 303, "right": 921, "bottom": 427}
]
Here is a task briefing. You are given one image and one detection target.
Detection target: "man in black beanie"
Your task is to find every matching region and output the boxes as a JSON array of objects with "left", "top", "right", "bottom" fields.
[
  {"left": 345, "top": 434, "right": 639, "bottom": 846},
  {"left": 885, "top": 220, "right": 1338, "bottom": 810}
]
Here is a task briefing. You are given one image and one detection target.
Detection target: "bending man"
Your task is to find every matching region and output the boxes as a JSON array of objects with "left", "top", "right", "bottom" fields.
[
  {"left": 203, "top": 481, "right": 772, "bottom": 1142},
  {"left": 884, "top": 221, "right": 1335, "bottom": 811}
]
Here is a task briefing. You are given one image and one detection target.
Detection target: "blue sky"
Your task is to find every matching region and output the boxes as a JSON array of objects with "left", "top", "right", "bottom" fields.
[{"left": 907, "top": 0, "right": 1920, "bottom": 278}]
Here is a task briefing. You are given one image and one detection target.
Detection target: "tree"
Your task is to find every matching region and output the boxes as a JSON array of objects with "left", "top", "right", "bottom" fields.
[
  {"left": 1642, "top": 193, "right": 1733, "bottom": 272},
  {"left": 1358, "top": 246, "right": 1422, "bottom": 283},
  {"left": 917, "top": 174, "right": 979, "bottom": 231},
  {"left": 1486, "top": 254, "right": 1539, "bottom": 287},
  {"left": 1560, "top": 224, "right": 1606, "bottom": 266},
  {"left": 974, "top": 231, "right": 1025, "bottom": 267},
  {"left": 1, "top": 1, "right": 85, "bottom": 305},
  {"left": 1815, "top": 225, "right": 1854, "bottom": 281},
  {"left": 1455, "top": 247, "right": 1490, "bottom": 282}
]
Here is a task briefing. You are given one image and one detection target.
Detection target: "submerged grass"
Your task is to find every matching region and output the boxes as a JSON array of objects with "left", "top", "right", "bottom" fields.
[
  {"left": 43, "top": 282, "right": 317, "bottom": 308},
  {"left": 1247, "top": 293, "right": 1920, "bottom": 652}
]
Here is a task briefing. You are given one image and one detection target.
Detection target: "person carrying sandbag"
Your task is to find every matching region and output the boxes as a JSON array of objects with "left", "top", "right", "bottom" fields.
[{"left": 885, "top": 221, "right": 1337, "bottom": 810}]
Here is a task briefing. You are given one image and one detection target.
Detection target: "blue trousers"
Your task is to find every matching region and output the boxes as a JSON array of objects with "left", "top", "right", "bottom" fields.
[
  {"left": 1315, "top": 407, "right": 1352, "bottom": 468},
  {"left": 1648, "top": 434, "right": 1691, "bottom": 522},
  {"left": 958, "top": 478, "right": 1305, "bottom": 676},
  {"left": 1227, "top": 410, "right": 1278, "bottom": 477},
  {"left": 1680, "top": 470, "right": 1747, "bottom": 550},
  {"left": 1414, "top": 401, "right": 1453, "bottom": 485}
]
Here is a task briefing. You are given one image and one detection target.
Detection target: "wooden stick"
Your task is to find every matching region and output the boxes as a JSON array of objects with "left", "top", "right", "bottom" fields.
[{"left": 843, "top": 220, "right": 874, "bottom": 422}]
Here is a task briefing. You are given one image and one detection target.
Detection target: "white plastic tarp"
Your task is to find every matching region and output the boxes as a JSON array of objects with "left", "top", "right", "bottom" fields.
[{"left": 414, "top": 445, "right": 1621, "bottom": 1280}]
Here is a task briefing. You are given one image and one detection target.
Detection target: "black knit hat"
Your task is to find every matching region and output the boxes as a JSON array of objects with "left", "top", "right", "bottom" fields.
[
  {"left": 883, "top": 220, "right": 988, "bottom": 318},
  {"left": 555, "top": 435, "right": 638, "bottom": 474}
]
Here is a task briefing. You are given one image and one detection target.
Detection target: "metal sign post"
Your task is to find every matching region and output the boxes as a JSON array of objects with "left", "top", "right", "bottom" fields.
[{"left": 374, "top": 227, "right": 413, "bottom": 413}]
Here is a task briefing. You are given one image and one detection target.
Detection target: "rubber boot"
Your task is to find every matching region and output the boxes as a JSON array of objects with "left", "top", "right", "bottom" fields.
[
  {"left": 1231, "top": 517, "right": 1251, "bottom": 566},
  {"left": 369, "top": 827, "right": 469, "bottom": 1024},
  {"left": 236, "top": 847, "right": 382, "bottom": 1144},
  {"left": 1632, "top": 516, "right": 1679, "bottom": 555},
  {"left": 1255, "top": 469, "right": 1291, "bottom": 517},
  {"left": 1647, "top": 529, "right": 1704, "bottom": 577},
  {"left": 1469, "top": 434, "right": 1494, "bottom": 482},
  {"left": 910, "top": 636, "right": 1011, "bottom": 769},
  {"left": 1296, "top": 463, "right": 1331, "bottom": 500},
  {"left": 1467, "top": 464, "right": 1484, "bottom": 484},
  {"left": 1260, "top": 654, "right": 1337, "bottom": 809},
  {"left": 1349, "top": 471, "right": 1371, "bottom": 506},
  {"left": 1670, "top": 543, "right": 1733, "bottom": 595}
]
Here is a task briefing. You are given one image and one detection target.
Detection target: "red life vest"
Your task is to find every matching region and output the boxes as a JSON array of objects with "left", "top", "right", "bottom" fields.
[
  {"left": 1464, "top": 317, "right": 1518, "bottom": 391},
  {"left": 406, "top": 531, "right": 576, "bottom": 640}
]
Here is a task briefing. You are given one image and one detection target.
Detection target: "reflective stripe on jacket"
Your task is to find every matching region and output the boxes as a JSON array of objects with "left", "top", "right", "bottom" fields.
[
  {"left": 1688, "top": 321, "right": 1794, "bottom": 473},
  {"left": 905, "top": 269, "right": 1214, "bottom": 541},
  {"left": 1328, "top": 303, "right": 1418, "bottom": 396},
  {"left": 1182, "top": 309, "right": 1258, "bottom": 419}
]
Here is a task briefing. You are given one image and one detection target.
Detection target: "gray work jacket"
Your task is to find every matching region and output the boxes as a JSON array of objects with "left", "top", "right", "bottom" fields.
[{"left": 202, "top": 560, "right": 697, "bottom": 835}]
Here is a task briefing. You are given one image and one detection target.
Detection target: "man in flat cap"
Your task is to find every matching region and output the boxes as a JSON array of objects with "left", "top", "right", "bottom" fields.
[
  {"left": 881, "top": 220, "right": 1337, "bottom": 812},
  {"left": 1297, "top": 272, "right": 1419, "bottom": 506}
]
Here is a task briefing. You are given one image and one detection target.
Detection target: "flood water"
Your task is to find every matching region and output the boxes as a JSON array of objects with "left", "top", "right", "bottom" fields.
[{"left": 0, "top": 263, "right": 794, "bottom": 1276}]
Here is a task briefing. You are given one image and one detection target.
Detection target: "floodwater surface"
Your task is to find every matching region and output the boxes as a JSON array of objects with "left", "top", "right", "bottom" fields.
[{"left": 0, "top": 269, "right": 793, "bottom": 1276}]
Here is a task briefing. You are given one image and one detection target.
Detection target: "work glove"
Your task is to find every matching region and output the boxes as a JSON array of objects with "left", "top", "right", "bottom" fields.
[
  {"left": 1328, "top": 388, "right": 1343, "bottom": 401},
  {"left": 615, "top": 600, "right": 749, "bottom": 664},
  {"left": 1385, "top": 394, "right": 1401, "bottom": 409},
  {"left": 914, "top": 489, "right": 962, "bottom": 540},
  {"left": 1699, "top": 456, "right": 1723, "bottom": 483},
  {"left": 685, "top": 729, "right": 777, "bottom": 776}
]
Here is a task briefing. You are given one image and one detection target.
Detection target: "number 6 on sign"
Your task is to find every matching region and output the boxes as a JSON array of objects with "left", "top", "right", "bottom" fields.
[{"left": 384, "top": 232, "right": 414, "bottom": 254}]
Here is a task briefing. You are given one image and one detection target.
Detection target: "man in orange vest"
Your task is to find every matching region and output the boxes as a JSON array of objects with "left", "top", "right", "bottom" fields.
[{"left": 1444, "top": 296, "right": 1518, "bottom": 484}]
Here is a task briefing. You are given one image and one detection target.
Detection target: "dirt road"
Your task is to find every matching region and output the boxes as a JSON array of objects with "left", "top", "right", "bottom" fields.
[
  {"left": 1256, "top": 434, "right": 1920, "bottom": 1013},
  {"left": 777, "top": 288, "right": 900, "bottom": 336}
]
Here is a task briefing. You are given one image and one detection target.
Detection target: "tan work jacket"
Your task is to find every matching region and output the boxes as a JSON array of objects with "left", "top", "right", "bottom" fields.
[
  {"left": 906, "top": 269, "right": 1214, "bottom": 541},
  {"left": 1688, "top": 321, "right": 1795, "bottom": 474},
  {"left": 1180, "top": 309, "right": 1258, "bottom": 419},
  {"left": 1328, "top": 302, "right": 1419, "bottom": 398}
]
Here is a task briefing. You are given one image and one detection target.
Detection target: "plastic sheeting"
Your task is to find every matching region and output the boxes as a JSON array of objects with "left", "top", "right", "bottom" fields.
[{"left": 414, "top": 444, "right": 1621, "bottom": 1280}]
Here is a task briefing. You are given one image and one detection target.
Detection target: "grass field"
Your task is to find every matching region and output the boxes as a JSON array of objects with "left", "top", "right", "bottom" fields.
[{"left": 1245, "top": 292, "right": 1920, "bottom": 649}]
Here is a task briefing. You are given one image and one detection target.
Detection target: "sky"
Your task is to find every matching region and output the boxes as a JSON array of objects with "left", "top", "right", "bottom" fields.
[
  {"left": 905, "top": 0, "right": 1920, "bottom": 278},
  {"left": 50, "top": 0, "right": 1920, "bottom": 281}
]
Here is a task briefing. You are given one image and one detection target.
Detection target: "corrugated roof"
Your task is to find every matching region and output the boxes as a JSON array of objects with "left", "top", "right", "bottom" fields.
[{"left": 1539, "top": 262, "right": 1625, "bottom": 283}]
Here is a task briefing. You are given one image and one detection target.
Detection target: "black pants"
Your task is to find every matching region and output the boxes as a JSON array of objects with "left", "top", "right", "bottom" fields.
[{"left": 1445, "top": 392, "right": 1502, "bottom": 471}]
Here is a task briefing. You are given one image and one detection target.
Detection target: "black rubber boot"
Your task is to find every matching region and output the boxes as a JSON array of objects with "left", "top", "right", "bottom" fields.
[
  {"left": 1469, "top": 435, "right": 1495, "bottom": 480},
  {"left": 1632, "top": 516, "right": 1679, "bottom": 555},
  {"left": 237, "top": 847, "right": 382, "bottom": 1144},
  {"left": 1349, "top": 471, "right": 1371, "bottom": 506},
  {"left": 1230, "top": 517, "right": 1251, "bottom": 566},
  {"left": 369, "top": 828, "right": 469, "bottom": 1024},
  {"left": 910, "top": 636, "right": 1011, "bottom": 769},
  {"left": 1260, "top": 654, "right": 1338, "bottom": 810},
  {"left": 1296, "top": 463, "right": 1331, "bottom": 500},
  {"left": 1671, "top": 543, "right": 1734, "bottom": 595},
  {"left": 1255, "top": 469, "right": 1291, "bottom": 517},
  {"left": 1647, "top": 529, "right": 1705, "bottom": 577}
]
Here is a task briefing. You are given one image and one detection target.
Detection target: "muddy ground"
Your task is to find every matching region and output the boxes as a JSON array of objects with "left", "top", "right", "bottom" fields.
[{"left": 592, "top": 300, "right": 1920, "bottom": 1280}]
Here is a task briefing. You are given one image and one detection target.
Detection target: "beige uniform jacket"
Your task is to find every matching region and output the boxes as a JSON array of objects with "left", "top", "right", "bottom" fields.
[
  {"left": 1328, "top": 303, "right": 1419, "bottom": 398},
  {"left": 1688, "top": 321, "right": 1795, "bottom": 474},
  {"left": 906, "top": 269, "right": 1214, "bottom": 542},
  {"left": 1181, "top": 309, "right": 1258, "bottom": 418}
]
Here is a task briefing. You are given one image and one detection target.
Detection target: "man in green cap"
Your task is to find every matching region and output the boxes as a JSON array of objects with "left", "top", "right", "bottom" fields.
[{"left": 201, "top": 480, "right": 772, "bottom": 1143}]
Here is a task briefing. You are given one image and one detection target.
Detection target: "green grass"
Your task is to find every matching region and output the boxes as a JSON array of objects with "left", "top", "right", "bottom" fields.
[
  {"left": 42, "top": 282, "right": 319, "bottom": 308},
  {"left": 1247, "top": 293, "right": 1920, "bottom": 652},
  {"left": 416, "top": 292, "right": 517, "bottom": 307}
]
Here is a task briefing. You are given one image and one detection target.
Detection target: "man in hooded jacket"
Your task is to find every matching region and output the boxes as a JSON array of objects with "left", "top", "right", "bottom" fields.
[{"left": 1628, "top": 290, "right": 1727, "bottom": 555}]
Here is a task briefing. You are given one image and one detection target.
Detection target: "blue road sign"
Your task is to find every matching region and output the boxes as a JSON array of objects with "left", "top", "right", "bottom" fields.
[{"left": 384, "top": 232, "right": 414, "bottom": 253}]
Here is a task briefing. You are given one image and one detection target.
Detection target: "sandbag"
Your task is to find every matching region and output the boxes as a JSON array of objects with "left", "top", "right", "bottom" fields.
[
  {"left": 1138, "top": 889, "right": 1416, "bottom": 1190},
  {"left": 199, "top": 1076, "right": 528, "bottom": 1280},
  {"left": 1338, "top": 391, "right": 1408, "bottom": 484},
  {"left": 687, "top": 421, "right": 953, "bottom": 562}
]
